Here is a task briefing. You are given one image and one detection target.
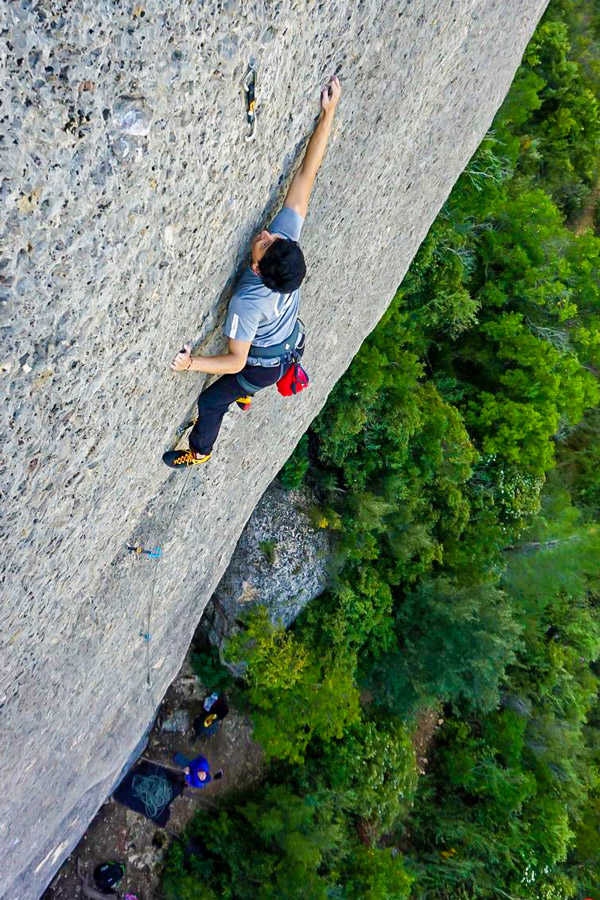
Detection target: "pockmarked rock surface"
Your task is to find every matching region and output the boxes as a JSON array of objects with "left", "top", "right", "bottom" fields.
[
  {"left": 0, "top": 1, "right": 547, "bottom": 896},
  {"left": 201, "top": 482, "right": 330, "bottom": 648}
]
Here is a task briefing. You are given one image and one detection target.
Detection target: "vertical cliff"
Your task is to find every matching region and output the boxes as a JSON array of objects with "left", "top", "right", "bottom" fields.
[{"left": 0, "top": 1, "right": 547, "bottom": 896}]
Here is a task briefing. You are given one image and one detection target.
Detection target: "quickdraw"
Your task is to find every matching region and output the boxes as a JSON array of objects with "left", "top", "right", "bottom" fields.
[
  {"left": 127, "top": 545, "right": 162, "bottom": 559},
  {"left": 242, "top": 62, "right": 256, "bottom": 142}
]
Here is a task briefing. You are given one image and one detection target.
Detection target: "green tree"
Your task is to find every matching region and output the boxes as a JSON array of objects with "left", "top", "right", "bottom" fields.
[
  {"left": 163, "top": 785, "right": 343, "bottom": 900},
  {"left": 302, "top": 717, "right": 417, "bottom": 836},
  {"left": 341, "top": 846, "right": 413, "bottom": 900},
  {"left": 227, "top": 608, "right": 360, "bottom": 763},
  {"left": 369, "top": 580, "right": 521, "bottom": 717},
  {"left": 163, "top": 785, "right": 413, "bottom": 900}
]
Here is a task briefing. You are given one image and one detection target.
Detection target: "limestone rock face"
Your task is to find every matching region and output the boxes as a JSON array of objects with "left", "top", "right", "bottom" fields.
[
  {"left": 0, "top": 1, "right": 547, "bottom": 896},
  {"left": 201, "top": 482, "right": 330, "bottom": 649}
]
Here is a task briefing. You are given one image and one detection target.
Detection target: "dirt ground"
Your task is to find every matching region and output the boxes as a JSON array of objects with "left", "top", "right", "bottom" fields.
[
  {"left": 42, "top": 659, "right": 264, "bottom": 900},
  {"left": 43, "top": 662, "right": 442, "bottom": 900}
]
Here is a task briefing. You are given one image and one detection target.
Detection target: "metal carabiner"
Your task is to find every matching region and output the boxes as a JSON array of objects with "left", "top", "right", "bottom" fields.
[{"left": 242, "top": 63, "right": 257, "bottom": 142}]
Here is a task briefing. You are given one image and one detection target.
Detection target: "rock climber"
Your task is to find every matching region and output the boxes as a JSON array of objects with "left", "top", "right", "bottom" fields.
[{"left": 163, "top": 75, "right": 342, "bottom": 468}]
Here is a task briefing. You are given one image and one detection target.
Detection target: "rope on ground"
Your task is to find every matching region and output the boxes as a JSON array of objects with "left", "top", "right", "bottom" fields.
[
  {"left": 131, "top": 773, "right": 173, "bottom": 819},
  {"left": 141, "top": 467, "right": 193, "bottom": 708},
  {"left": 139, "top": 754, "right": 183, "bottom": 774},
  {"left": 138, "top": 756, "right": 223, "bottom": 810}
]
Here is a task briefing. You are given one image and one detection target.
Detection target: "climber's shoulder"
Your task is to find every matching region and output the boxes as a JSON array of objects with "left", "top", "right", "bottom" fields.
[{"left": 270, "top": 205, "right": 304, "bottom": 242}]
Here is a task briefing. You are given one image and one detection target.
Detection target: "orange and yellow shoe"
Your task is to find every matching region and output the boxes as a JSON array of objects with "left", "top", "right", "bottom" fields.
[
  {"left": 236, "top": 395, "right": 252, "bottom": 411},
  {"left": 162, "top": 449, "right": 212, "bottom": 469}
]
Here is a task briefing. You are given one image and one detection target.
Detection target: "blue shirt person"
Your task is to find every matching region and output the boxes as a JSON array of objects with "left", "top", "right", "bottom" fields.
[{"left": 173, "top": 752, "right": 211, "bottom": 789}]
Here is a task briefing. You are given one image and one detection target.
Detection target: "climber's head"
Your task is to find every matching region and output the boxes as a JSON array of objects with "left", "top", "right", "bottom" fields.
[{"left": 251, "top": 229, "right": 306, "bottom": 293}]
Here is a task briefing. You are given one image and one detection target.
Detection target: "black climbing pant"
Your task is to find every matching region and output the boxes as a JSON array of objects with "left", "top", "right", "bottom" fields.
[{"left": 188, "top": 348, "right": 304, "bottom": 456}]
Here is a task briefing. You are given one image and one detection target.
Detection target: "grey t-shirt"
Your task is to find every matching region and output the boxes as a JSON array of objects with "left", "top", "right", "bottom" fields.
[{"left": 224, "top": 206, "right": 304, "bottom": 367}]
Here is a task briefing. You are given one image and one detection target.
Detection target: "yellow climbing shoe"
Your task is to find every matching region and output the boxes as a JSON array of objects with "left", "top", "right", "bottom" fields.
[
  {"left": 236, "top": 395, "right": 252, "bottom": 411},
  {"left": 162, "top": 449, "right": 212, "bottom": 469}
]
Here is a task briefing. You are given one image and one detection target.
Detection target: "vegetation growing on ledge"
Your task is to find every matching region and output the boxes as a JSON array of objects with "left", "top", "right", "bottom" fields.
[{"left": 164, "top": 1, "right": 600, "bottom": 897}]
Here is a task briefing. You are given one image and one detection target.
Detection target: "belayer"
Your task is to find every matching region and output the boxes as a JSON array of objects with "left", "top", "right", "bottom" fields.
[
  {"left": 163, "top": 75, "right": 342, "bottom": 469},
  {"left": 173, "top": 752, "right": 223, "bottom": 788}
]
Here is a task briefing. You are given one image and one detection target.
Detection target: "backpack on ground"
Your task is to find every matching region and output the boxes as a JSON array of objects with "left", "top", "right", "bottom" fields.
[{"left": 93, "top": 861, "right": 125, "bottom": 894}]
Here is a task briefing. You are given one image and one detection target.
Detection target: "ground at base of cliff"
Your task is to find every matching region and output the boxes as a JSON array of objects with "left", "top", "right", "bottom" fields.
[
  {"left": 43, "top": 674, "right": 441, "bottom": 900},
  {"left": 42, "top": 660, "right": 264, "bottom": 900}
]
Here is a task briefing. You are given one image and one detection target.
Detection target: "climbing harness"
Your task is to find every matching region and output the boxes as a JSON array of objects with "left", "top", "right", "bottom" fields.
[
  {"left": 242, "top": 62, "right": 257, "bottom": 142},
  {"left": 127, "top": 544, "right": 162, "bottom": 558},
  {"left": 237, "top": 320, "right": 308, "bottom": 396},
  {"left": 131, "top": 773, "right": 173, "bottom": 819},
  {"left": 236, "top": 320, "right": 304, "bottom": 394},
  {"left": 248, "top": 319, "right": 302, "bottom": 360}
]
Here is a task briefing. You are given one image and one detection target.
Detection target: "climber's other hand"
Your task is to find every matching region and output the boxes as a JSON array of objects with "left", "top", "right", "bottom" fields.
[
  {"left": 321, "top": 75, "right": 341, "bottom": 113},
  {"left": 170, "top": 343, "right": 192, "bottom": 372}
]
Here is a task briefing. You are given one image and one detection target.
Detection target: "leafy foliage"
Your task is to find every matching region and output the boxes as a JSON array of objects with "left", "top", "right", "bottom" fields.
[
  {"left": 369, "top": 580, "right": 521, "bottom": 718},
  {"left": 406, "top": 506, "right": 600, "bottom": 898},
  {"left": 190, "top": 644, "right": 233, "bottom": 693},
  {"left": 163, "top": 783, "right": 412, "bottom": 900},
  {"left": 302, "top": 717, "right": 418, "bottom": 836},
  {"left": 279, "top": 434, "right": 311, "bottom": 490},
  {"left": 227, "top": 608, "right": 360, "bottom": 763},
  {"left": 163, "top": 784, "right": 342, "bottom": 900}
]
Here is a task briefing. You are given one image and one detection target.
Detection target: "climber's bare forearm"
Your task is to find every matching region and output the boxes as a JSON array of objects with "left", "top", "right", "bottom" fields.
[
  {"left": 187, "top": 353, "right": 244, "bottom": 375},
  {"left": 284, "top": 111, "right": 334, "bottom": 217},
  {"left": 169, "top": 338, "right": 250, "bottom": 374},
  {"left": 298, "top": 108, "right": 335, "bottom": 183},
  {"left": 284, "top": 75, "right": 341, "bottom": 217}
]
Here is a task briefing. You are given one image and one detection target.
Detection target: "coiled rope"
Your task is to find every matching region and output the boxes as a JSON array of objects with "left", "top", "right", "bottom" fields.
[{"left": 131, "top": 773, "right": 173, "bottom": 819}]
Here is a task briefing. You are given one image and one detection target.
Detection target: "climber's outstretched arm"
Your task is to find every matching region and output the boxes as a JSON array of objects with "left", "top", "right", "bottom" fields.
[
  {"left": 283, "top": 75, "right": 341, "bottom": 219},
  {"left": 170, "top": 338, "right": 250, "bottom": 375}
]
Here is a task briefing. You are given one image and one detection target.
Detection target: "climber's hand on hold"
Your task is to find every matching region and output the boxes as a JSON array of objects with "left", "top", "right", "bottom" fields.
[
  {"left": 170, "top": 343, "right": 192, "bottom": 372},
  {"left": 321, "top": 75, "right": 341, "bottom": 114}
]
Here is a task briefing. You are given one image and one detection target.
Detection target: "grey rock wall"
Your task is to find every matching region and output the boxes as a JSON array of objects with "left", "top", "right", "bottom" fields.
[
  {"left": 201, "top": 481, "right": 330, "bottom": 649},
  {"left": 0, "top": 1, "right": 547, "bottom": 897}
]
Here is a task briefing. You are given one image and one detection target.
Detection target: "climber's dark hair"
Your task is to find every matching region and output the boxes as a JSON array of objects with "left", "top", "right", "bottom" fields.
[{"left": 260, "top": 238, "right": 306, "bottom": 293}]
